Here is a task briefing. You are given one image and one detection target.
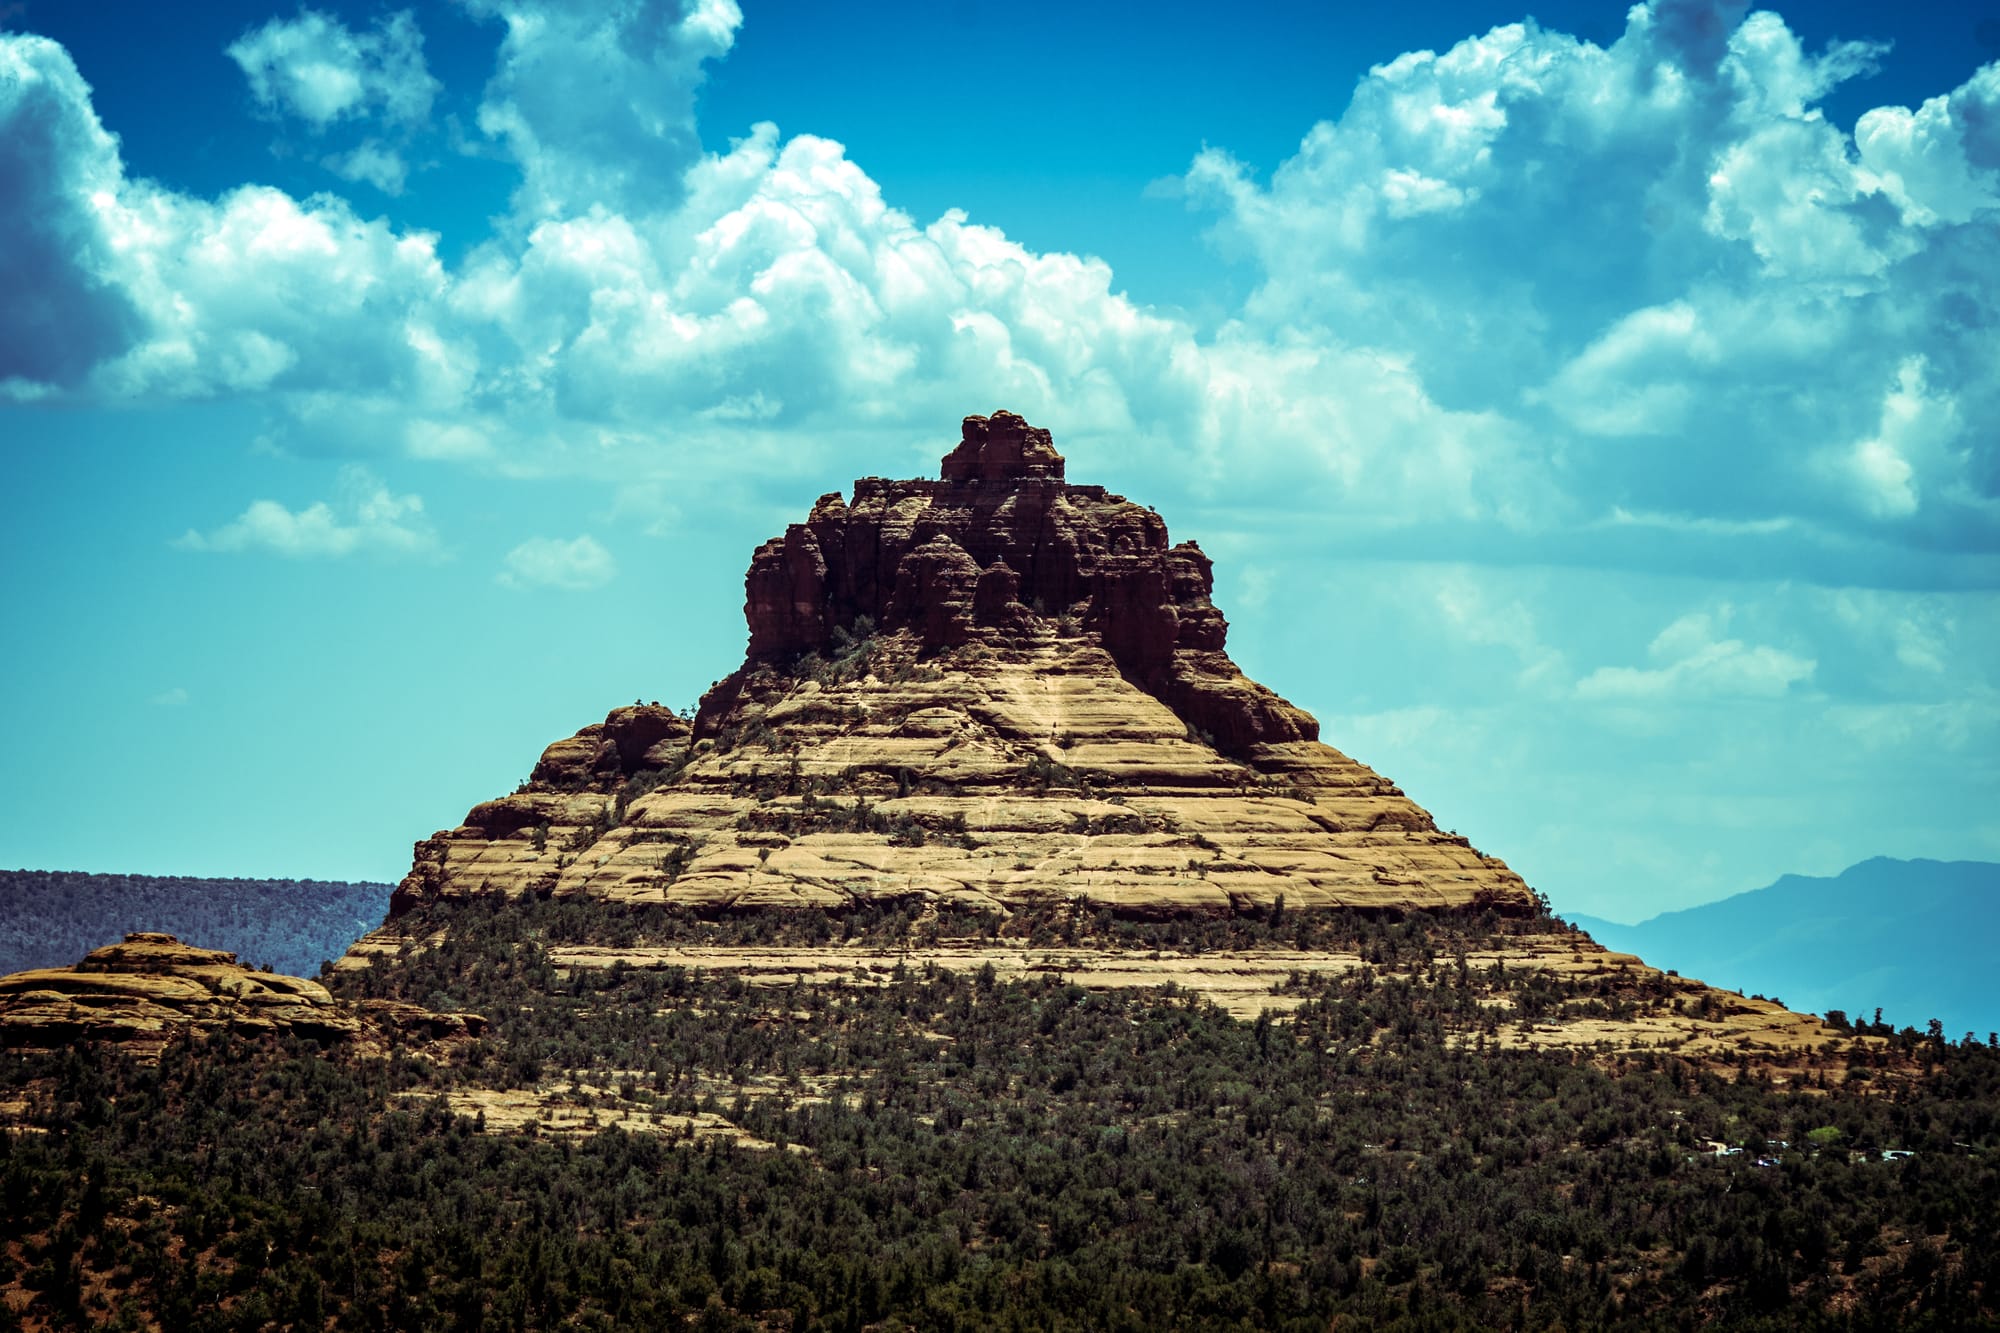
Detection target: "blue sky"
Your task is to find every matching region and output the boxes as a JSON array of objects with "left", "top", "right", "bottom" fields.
[{"left": 3, "top": 0, "right": 1997, "bottom": 921}]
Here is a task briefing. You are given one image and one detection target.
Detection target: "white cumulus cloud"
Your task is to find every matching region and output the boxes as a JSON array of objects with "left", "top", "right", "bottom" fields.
[
  {"left": 1576, "top": 605, "right": 1815, "bottom": 700},
  {"left": 1188, "top": 6, "right": 1999, "bottom": 543},
  {"left": 3, "top": 3, "right": 1999, "bottom": 585},
  {"left": 1854, "top": 63, "right": 2000, "bottom": 228},
  {"left": 227, "top": 9, "right": 438, "bottom": 130},
  {"left": 0, "top": 35, "right": 146, "bottom": 391},
  {"left": 176, "top": 466, "right": 435, "bottom": 558},
  {"left": 467, "top": 0, "right": 742, "bottom": 221},
  {"left": 324, "top": 139, "right": 410, "bottom": 194},
  {"left": 498, "top": 535, "right": 617, "bottom": 590}
]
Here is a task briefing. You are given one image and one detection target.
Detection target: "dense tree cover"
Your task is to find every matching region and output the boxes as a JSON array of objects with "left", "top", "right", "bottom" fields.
[
  {"left": 3, "top": 895, "right": 1997, "bottom": 1329},
  {"left": 0, "top": 872, "right": 392, "bottom": 979},
  {"left": 378, "top": 893, "right": 1554, "bottom": 957}
]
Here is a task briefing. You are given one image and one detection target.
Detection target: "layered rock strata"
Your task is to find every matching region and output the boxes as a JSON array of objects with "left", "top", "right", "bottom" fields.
[
  {"left": 364, "top": 412, "right": 1533, "bottom": 936},
  {"left": 0, "top": 933, "right": 482, "bottom": 1057},
  {"left": 545, "top": 936, "right": 1861, "bottom": 1074}
]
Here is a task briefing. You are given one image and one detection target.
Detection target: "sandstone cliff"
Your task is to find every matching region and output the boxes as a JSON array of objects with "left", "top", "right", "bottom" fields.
[{"left": 365, "top": 412, "right": 1532, "bottom": 934}]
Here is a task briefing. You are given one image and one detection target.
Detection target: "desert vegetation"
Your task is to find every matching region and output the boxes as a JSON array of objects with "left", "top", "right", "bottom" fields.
[{"left": 4, "top": 895, "right": 1996, "bottom": 1330}]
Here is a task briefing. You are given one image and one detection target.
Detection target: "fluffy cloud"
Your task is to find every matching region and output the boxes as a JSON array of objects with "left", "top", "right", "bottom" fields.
[
  {"left": 1575, "top": 605, "right": 1815, "bottom": 700},
  {"left": 467, "top": 0, "right": 742, "bottom": 221},
  {"left": 497, "top": 534, "right": 616, "bottom": 589},
  {"left": 325, "top": 139, "right": 410, "bottom": 194},
  {"left": 1855, "top": 63, "right": 2000, "bottom": 228},
  {"left": 0, "top": 15, "right": 1555, "bottom": 529},
  {"left": 227, "top": 9, "right": 438, "bottom": 130},
  {"left": 0, "top": 36, "right": 145, "bottom": 393},
  {"left": 2, "top": 35, "right": 456, "bottom": 400},
  {"left": 176, "top": 466, "right": 435, "bottom": 558},
  {"left": 5, "top": 3, "right": 2000, "bottom": 583},
  {"left": 1189, "top": 6, "right": 2000, "bottom": 551}
]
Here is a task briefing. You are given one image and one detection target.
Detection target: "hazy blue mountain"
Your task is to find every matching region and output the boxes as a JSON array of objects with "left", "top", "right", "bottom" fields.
[
  {"left": 0, "top": 870, "right": 393, "bottom": 979},
  {"left": 1563, "top": 858, "right": 1999, "bottom": 1041}
]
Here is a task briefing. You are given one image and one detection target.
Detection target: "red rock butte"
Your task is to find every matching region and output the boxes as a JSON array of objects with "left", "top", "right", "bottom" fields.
[
  {"left": 310, "top": 409, "right": 1867, "bottom": 1070},
  {"left": 362, "top": 410, "right": 1541, "bottom": 927},
  {"left": 741, "top": 409, "right": 1312, "bottom": 754}
]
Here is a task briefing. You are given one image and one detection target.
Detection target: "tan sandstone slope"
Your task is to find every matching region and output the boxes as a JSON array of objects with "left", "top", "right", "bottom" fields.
[{"left": 0, "top": 932, "right": 483, "bottom": 1059}]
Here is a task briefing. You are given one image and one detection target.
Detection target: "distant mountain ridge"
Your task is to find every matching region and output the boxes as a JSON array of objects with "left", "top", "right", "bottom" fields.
[
  {"left": 0, "top": 870, "right": 393, "bottom": 979},
  {"left": 1565, "top": 857, "right": 1999, "bottom": 1040}
]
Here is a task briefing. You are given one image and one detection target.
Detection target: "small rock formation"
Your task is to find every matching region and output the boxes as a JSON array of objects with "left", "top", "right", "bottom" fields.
[
  {"left": 389, "top": 703, "right": 695, "bottom": 916},
  {"left": 0, "top": 933, "right": 483, "bottom": 1058},
  {"left": 358, "top": 411, "right": 1534, "bottom": 937},
  {"left": 939, "top": 410, "right": 1066, "bottom": 483},
  {"left": 526, "top": 703, "right": 693, "bottom": 792}
]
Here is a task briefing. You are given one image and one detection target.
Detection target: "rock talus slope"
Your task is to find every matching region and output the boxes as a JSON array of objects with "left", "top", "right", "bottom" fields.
[{"left": 370, "top": 411, "right": 1533, "bottom": 930}]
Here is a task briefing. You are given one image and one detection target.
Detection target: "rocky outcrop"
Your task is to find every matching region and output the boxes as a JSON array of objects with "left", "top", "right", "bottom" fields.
[
  {"left": 0, "top": 933, "right": 482, "bottom": 1058},
  {"left": 390, "top": 703, "right": 693, "bottom": 916},
  {"left": 355, "top": 412, "right": 1535, "bottom": 940},
  {"left": 525, "top": 703, "right": 693, "bottom": 792},
  {"left": 738, "top": 410, "right": 1314, "bottom": 753},
  {"left": 939, "top": 410, "right": 1065, "bottom": 483}
]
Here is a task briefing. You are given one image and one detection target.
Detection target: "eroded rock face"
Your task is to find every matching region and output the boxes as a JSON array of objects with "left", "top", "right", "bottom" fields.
[
  {"left": 526, "top": 704, "right": 693, "bottom": 792},
  {"left": 357, "top": 412, "right": 1535, "bottom": 936},
  {"left": 739, "top": 411, "right": 1316, "bottom": 751},
  {"left": 0, "top": 933, "right": 482, "bottom": 1058},
  {"left": 939, "top": 410, "right": 1065, "bottom": 483},
  {"left": 359, "top": 637, "right": 1533, "bottom": 927},
  {"left": 392, "top": 703, "right": 694, "bottom": 916}
]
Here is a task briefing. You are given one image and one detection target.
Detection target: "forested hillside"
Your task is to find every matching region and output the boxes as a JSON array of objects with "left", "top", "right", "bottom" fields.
[
  {"left": 0, "top": 871, "right": 392, "bottom": 979},
  {"left": 5, "top": 899, "right": 1997, "bottom": 1329}
]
